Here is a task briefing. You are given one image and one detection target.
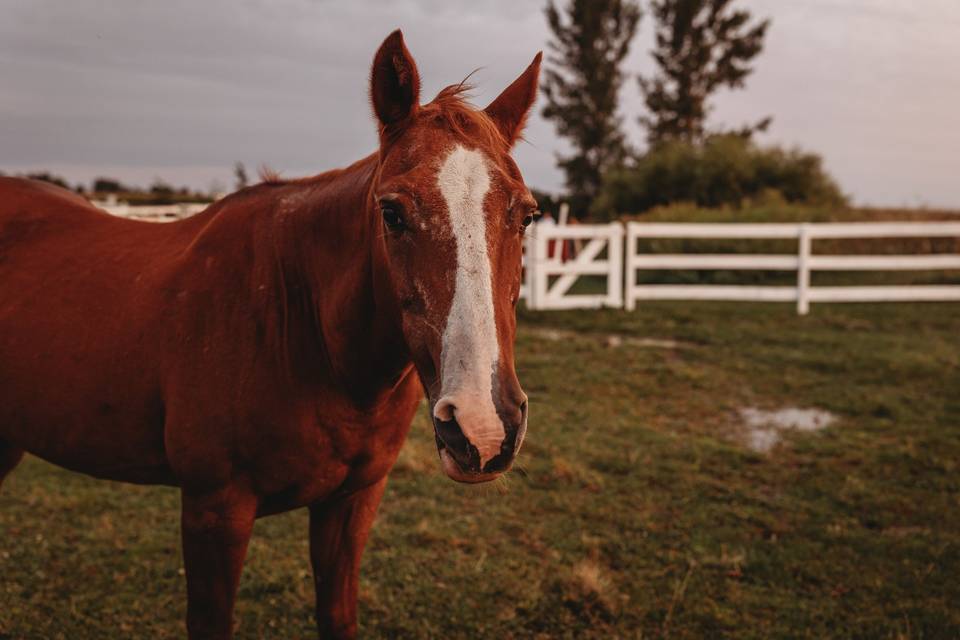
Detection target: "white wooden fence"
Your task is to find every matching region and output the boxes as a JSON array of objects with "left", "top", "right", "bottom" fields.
[
  {"left": 96, "top": 201, "right": 209, "bottom": 222},
  {"left": 525, "top": 221, "right": 960, "bottom": 315},
  {"left": 101, "top": 204, "right": 960, "bottom": 315}
]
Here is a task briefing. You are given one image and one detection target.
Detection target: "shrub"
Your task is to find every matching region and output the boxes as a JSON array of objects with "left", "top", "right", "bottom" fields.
[{"left": 591, "top": 135, "right": 847, "bottom": 220}]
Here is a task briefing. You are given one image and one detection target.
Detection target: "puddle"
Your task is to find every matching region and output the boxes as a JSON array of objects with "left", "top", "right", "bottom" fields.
[{"left": 740, "top": 407, "right": 837, "bottom": 453}]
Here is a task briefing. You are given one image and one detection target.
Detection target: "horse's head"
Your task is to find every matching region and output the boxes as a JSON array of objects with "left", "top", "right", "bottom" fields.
[{"left": 368, "top": 31, "right": 539, "bottom": 483}]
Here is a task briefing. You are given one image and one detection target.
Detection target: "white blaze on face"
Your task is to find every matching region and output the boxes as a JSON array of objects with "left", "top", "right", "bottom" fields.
[{"left": 432, "top": 144, "right": 504, "bottom": 468}]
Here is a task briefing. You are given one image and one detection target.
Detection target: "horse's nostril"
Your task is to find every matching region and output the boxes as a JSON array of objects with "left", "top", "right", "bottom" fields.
[
  {"left": 433, "top": 414, "right": 480, "bottom": 472},
  {"left": 434, "top": 417, "right": 464, "bottom": 449},
  {"left": 513, "top": 400, "right": 528, "bottom": 451},
  {"left": 433, "top": 397, "right": 456, "bottom": 422}
]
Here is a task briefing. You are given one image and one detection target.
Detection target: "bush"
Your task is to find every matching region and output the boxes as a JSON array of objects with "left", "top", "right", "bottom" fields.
[
  {"left": 93, "top": 177, "right": 127, "bottom": 193},
  {"left": 25, "top": 172, "right": 72, "bottom": 190},
  {"left": 591, "top": 135, "right": 848, "bottom": 220}
]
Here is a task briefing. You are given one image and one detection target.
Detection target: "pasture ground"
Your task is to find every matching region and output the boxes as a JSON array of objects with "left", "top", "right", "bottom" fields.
[{"left": 1, "top": 301, "right": 958, "bottom": 639}]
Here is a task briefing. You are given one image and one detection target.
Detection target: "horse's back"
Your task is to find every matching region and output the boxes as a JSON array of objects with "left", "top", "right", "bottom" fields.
[
  {"left": 0, "top": 176, "right": 106, "bottom": 224},
  {"left": 0, "top": 178, "right": 121, "bottom": 265},
  {"left": 0, "top": 178, "right": 142, "bottom": 315},
  {"left": 0, "top": 176, "right": 97, "bottom": 207},
  {"left": 0, "top": 178, "right": 178, "bottom": 482}
]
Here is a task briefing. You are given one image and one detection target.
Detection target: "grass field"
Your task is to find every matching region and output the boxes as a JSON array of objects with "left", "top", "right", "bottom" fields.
[{"left": 1, "top": 300, "right": 958, "bottom": 639}]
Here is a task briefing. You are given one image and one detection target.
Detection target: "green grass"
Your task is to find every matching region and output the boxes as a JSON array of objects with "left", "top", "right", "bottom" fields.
[{"left": 2, "top": 301, "right": 959, "bottom": 639}]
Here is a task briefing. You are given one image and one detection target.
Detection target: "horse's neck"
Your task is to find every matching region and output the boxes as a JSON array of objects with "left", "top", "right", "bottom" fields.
[{"left": 253, "top": 155, "right": 411, "bottom": 406}]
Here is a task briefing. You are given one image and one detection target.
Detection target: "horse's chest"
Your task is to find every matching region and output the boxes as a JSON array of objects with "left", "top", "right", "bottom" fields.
[{"left": 255, "top": 386, "right": 422, "bottom": 512}]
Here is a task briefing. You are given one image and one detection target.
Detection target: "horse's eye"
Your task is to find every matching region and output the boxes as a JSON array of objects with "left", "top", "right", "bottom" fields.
[
  {"left": 521, "top": 214, "right": 534, "bottom": 228},
  {"left": 380, "top": 202, "right": 405, "bottom": 232}
]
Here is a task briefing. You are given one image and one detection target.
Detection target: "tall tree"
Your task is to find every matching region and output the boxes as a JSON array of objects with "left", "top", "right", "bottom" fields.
[
  {"left": 542, "top": 0, "right": 641, "bottom": 216},
  {"left": 640, "top": 0, "right": 770, "bottom": 146}
]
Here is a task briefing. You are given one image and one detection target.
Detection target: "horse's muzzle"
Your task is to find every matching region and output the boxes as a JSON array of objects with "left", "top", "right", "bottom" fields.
[{"left": 432, "top": 400, "right": 527, "bottom": 483}]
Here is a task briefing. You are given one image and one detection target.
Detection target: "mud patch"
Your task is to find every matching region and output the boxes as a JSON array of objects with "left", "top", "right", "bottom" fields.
[{"left": 740, "top": 407, "right": 837, "bottom": 453}]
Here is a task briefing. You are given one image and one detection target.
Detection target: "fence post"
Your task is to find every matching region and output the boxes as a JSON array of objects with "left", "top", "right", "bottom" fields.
[
  {"left": 607, "top": 223, "right": 624, "bottom": 308},
  {"left": 624, "top": 222, "right": 637, "bottom": 311},
  {"left": 797, "top": 223, "right": 811, "bottom": 315},
  {"left": 533, "top": 224, "right": 550, "bottom": 311},
  {"left": 524, "top": 226, "right": 537, "bottom": 310}
]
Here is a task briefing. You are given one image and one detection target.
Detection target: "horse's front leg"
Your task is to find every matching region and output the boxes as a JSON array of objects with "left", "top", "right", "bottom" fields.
[
  {"left": 309, "top": 477, "right": 388, "bottom": 639},
  {"left": 180, "top": 484, "right": 258, "bottom": 640}
]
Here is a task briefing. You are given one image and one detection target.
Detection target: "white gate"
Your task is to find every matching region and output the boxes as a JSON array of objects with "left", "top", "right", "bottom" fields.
[{"left": 524, "top": 223, "right": 624, "bottom": 310}]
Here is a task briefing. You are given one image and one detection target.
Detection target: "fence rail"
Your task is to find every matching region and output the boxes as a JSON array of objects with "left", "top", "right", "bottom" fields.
[{"left": 96, "top": 202, "right": 209, "bottom": 222}]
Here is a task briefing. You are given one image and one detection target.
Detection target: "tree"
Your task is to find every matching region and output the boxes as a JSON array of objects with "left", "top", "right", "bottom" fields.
[
  {"left": 148, "top": 179, "right": 176, "bottom": 205},
  {"left": 150, "top": 179, "right": 174, "bottom": 196},
  {"left": 639, "top": 0, "right": 770, "bottom": 146},
  {"left": 541, "top": 0, "right": 641, "bottom": 217},
  {"left": 234, "top": 162, "right": 248, "bottom": 191},
  {"left": 93, "top": 177, "right": 126, "bottom": 193}
]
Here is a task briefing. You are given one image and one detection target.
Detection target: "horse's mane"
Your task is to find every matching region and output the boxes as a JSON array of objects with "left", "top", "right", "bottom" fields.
[
  {"left": 254, "top": 154, "right": 377, "bottom": 189},
  {"left": 258, "top": 166, "right": 285, "bottom": 185},
  {"left": 419, "top": 82, "right": 508, "bottom": 151}
]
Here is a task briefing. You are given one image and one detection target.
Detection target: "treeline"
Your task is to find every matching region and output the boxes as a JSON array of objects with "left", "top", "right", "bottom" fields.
[
  {"left": 540, "top": 0, "right": 847, "bottom": 219},
  {"left": 1, "top": 171, "right": 216, "bottom": 205}
]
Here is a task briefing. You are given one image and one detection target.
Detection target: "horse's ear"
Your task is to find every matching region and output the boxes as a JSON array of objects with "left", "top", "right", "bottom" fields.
[
  {"left": 484, "top": 52, "right": 542, "bottom": 147},
  {"left": 370, "top": 30, "right": 421, "bottom": 128}
]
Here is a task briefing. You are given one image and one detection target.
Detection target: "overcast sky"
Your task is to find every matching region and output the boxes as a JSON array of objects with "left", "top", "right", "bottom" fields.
[{"left": 2, "top": 0, "right": 958, "bottom": 208}]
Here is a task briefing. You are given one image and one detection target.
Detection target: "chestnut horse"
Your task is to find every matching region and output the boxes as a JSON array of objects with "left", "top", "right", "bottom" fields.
[{"left": 0, "top": 31, "right": 540, "bottom": 639}]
